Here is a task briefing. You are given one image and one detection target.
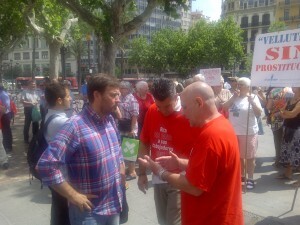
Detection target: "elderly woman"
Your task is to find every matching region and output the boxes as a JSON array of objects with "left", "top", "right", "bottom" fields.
[
  {"left": 118, "top": 81, "right": 139, "bottom": 180},
  {"left": 223, "top": 77, "right": 262, "bottom": 190},
  {"left": 278, "top": 87, "right": 300, "bottom": 184},
  {"left": 133, "top": 81, "right": 154, "bottom": 137},
  {"left": 212, "top": 76, "right": 232, "bottom": 118}
]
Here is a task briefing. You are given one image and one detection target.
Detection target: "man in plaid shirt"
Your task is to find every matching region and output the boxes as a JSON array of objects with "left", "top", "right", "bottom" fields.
[{"left": 37, "top": 74, "right": 125, "bottom": 225}]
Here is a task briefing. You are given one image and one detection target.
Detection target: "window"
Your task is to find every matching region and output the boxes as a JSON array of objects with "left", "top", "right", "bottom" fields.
[
  {"left": 66, "top": 63, "right": 71, "bottom": 75},
  {"left": 23, "top": 52, "right": 30, "bottom": 60},
  {"left": 14, "top": 53, "right": 21, "bottom": 60},
  {"left": 241, "top": 16, "right": 248, "bottom": 28},
  {"left": 32, "top": 52, "right": 39, "bottom": 59},
  {"left": 42, "top": 64, "right": 49, "bottom": 76},
  {"left": 2, "top": 54, "right": 8, "bottom": 60},
  {"left": 42, "top": 51, "right": 48, "bottom": 59},
  {"left": 254, "top": 1, "right": 258, "bottom": 7},
  {"left": 285, "top": 0, "right": 290, "bottom": 4},
  {"left": 265, "top": 0, "right": 269, "bottom": 6},
  {"left": 284, "top": 9, "right": 290, "bottom": 20},
  {"left": 262, "top": 14, "right": 270, "bottom": 25},
  {"left": 251, "top": 15, "right": 259, "bottom": 26},
  {"left": 251, "top": 29, "right": 258, "bottom": 41},
  {"left": 40, "top": 38, "right": 48, "bottom": 48}
]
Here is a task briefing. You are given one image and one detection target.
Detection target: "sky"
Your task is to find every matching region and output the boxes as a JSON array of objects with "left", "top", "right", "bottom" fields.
[{"left": 192, "top": 0, "right": 222, "bottom": 21}]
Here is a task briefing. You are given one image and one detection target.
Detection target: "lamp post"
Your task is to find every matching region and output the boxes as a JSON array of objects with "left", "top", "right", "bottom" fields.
[{"left": 10, "top": 59, "right": 13, "bottom": 88}]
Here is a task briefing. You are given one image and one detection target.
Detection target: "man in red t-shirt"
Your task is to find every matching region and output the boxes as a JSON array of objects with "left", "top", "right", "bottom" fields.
[
  {"left": 139, "top": 82, "right": 243, "bottom": 225},
  {"left": 138, "top": 78, "right": 196, "bottom": 225}
]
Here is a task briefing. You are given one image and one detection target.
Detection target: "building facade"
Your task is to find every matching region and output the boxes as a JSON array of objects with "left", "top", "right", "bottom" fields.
[
  {"left": 221, "top": 0, "right": 300, "bottom": 55},
  {"left": 275, "top": 0, "right": 300, "bottom": 29}
]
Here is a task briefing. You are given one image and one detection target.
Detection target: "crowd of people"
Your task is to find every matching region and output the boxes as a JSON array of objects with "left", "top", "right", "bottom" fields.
[{"left": 0, "top": 73, "right": 299, "bottom": 225}]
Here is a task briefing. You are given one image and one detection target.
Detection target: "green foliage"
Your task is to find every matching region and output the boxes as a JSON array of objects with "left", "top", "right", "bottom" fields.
[
  {"left": 128, "top": 17, "right": 245, "bottom": 76},
  {"left": 128, "top": 36, "right": 149, "bottom": 69},
  {"left": 30, "top": 0, "right": 72, "bottom": 39},
  {"left": 268, "top": 21, "right": 287, "bottom": 33},
  {"left": 0, "top": 1, "right": 27, "bottom": 57}
]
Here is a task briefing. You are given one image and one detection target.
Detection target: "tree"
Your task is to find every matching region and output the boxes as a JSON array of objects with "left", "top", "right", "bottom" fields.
[
  {"left": 57, "top": 0, "right": 189, "bottom": 76},
  {"left": 67, "top": 21, "right": 91, "bottom": 90},
  {"left": 24, "top": 0, "right": 78, "bottom": 79},
  {"left": 128, "top": 36, "right": 149, "bottom": 74},
  {"left": 186, "top": 17, "right": 244, "bottom": 73},
  {"left": 147, "top": 29, "right": 186, "bottom": 75},
  {"left": 0, "top": 1, "right": 27, "bottom": 82},
  {"left": 211, "top": 17, "right": 244, "bottom": 70},
  {"left": 268, "top": 21, "right": 287, "bottom": 33}
]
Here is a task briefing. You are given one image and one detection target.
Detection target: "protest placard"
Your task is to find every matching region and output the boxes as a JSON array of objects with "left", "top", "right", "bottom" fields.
[
  {"left": 251, "top": 28, "right": 300, "bottom": 87},
  {"left": 199, "top": 68, "right": 221, "bottom": 86}
]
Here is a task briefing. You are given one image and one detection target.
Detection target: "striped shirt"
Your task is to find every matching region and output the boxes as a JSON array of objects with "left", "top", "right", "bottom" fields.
[{"left": 37, "top": 106, "right": 124, "bottom": 215}]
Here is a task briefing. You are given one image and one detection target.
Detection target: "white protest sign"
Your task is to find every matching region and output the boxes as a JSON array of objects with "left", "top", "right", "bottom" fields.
[
  {"left": 251, "top": 28, "right": 300, "bottom": 87},
  {"left": 199, "top": 68, "right": 221, "bottom": 86}
]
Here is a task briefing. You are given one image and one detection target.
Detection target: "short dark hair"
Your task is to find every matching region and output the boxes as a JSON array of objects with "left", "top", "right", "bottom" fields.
[
  {"left": 45, "top": 83, "right": 68, "bottom": 107},
  {"left": 151, "top": 78, "right": 176, "bottom": 101},
  {"left": 87, "top": 73, "right": 119, "bottom": 103}
]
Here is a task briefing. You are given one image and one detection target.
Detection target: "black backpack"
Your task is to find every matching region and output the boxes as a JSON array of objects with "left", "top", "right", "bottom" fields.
[{"left": 27, "top": 114, "right": 59, "bottom": 182}]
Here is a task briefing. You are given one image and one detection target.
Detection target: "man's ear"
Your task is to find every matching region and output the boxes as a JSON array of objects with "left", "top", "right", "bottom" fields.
[
  {"left": 56, "top": 98, "right": 63, "bottom": 105},
  {"left": 195, "top": 97, "right": 203, "bottom": 107}
]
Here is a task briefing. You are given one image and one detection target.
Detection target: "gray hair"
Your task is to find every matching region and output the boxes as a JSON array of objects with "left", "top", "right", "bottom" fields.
[
  {"left": 193, "top": 74, "right": 206, "bottom": 82},
  {"left": 238, "top": 77, "right": 251, "bottom": 87},
  {"left": 120, "top": 81, "right": 132, "bottom": 90},
  {"left": 135, "top": 81, "right": 148, "bottom": 91}
]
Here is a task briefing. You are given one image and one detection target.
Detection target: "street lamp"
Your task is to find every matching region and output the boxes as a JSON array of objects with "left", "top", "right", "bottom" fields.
[{"left": 10, "top": 59, "right": 13, "bottom": 88}]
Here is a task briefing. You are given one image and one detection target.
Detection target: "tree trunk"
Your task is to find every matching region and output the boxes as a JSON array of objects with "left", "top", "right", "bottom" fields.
[
  {"left": 49, "top": 40, "right": 62, "bottom": 80},
  {"left": 100, "top": 40, "right": 118, "bottom": 76},
  {"left": 32, "top": 36, "right": 36, "bottom": 79},
  {"left": 0, "top": 56, "right": 3, "bottom": 83},
  {"left": 77, "top": 55, "right": 82, "bottom": 92}
]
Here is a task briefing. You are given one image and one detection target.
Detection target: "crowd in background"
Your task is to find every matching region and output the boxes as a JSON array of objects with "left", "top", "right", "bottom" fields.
[{"left": 0, "top": 74, "right": 299, "bottom": 225}]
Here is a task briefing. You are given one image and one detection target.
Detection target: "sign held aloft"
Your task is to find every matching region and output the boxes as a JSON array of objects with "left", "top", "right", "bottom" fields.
[
  {"left": 251, "top": 28, "right": 300, "bottom": 87},
  {"left": 200, "top": 68, "right": 221, "bottom": 86}
]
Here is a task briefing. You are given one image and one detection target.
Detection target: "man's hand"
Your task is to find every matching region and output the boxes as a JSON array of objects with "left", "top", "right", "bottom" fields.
[
  {"left": 68, "top": 192, "right": 98, "bottom": 212},
  {"left": 156, "top": 151, "right": 179, "bottom": 172},
  {"left": 137, "top": 174, "right": 148, "bottom": 194},
  {"left": 138, "top": 155, "right": 162, "bottom": 176}
]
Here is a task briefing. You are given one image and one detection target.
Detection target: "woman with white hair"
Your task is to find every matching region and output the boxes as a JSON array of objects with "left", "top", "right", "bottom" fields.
[
  {"left": 133, "top": 81, "right": 154, "bottom": 136},
  {"left": 223, "top": 77, "right": 263, "bottom": 190},
  {"left": 118, "top": 81, "right": 139, "bottom": 180}
]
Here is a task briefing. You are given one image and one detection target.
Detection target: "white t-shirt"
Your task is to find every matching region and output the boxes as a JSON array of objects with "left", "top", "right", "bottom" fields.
[{"left": 228, "top": 95, "right": 262, "bottom": 135}]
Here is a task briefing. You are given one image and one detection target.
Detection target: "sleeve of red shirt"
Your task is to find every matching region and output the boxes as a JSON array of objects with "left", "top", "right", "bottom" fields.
[
  {"left": 185, "top": 138, "right": 219, "bottom": 193},
  {"left": 139, "top": 104, "right": 154, "bottom": 145}
]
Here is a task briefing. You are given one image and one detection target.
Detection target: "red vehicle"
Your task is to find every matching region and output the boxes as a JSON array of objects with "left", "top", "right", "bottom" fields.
[{"left": 15, "top": 76, "right": 78, "bottom": 90}]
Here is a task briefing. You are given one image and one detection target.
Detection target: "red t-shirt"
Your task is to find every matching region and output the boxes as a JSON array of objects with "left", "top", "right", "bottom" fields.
[
  {"left": 140, "top": 104, "right": 196, "bottom": 161},
  {"left": 133, "top": 92, "right": 154, "bottom": 125},
  {"left": 182, "top": 116, "right": 243, "bottom": 225}
]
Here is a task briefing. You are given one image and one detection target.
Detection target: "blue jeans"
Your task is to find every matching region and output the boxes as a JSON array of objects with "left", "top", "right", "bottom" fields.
[{"left": 69, "top": 204, "right": 120, "bottom": 225}]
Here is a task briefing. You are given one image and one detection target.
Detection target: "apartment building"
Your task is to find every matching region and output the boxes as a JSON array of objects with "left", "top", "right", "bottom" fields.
[
  {"left": 276, "top": 0, "right": 300, "bottom": 29},
  {"left": 222, "top": 0, "right": 300, "bottom": 55}
]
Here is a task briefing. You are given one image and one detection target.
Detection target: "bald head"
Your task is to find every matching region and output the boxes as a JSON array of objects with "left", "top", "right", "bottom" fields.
[
  {"left": 181, "top": 82, "right": 219, "bottom": 127},
  {"left": 182, "top": 81, "right": 215, "bottom": 103}
]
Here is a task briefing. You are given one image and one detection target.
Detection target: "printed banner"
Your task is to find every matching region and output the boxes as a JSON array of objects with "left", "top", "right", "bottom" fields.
[
  {"left": 122, "top": 137, "right": 139, "bottom": 161},
  {"left": 251, "top": 28, "right": 300, "bottom": 87},
  {"left": 199, "top": 68, "right": 221, "bottom": 86}
]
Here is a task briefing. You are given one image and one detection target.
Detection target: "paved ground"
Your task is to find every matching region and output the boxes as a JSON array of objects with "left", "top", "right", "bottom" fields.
[{"left": 0, "top": 106, "right": 299, "bottom": 225}]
